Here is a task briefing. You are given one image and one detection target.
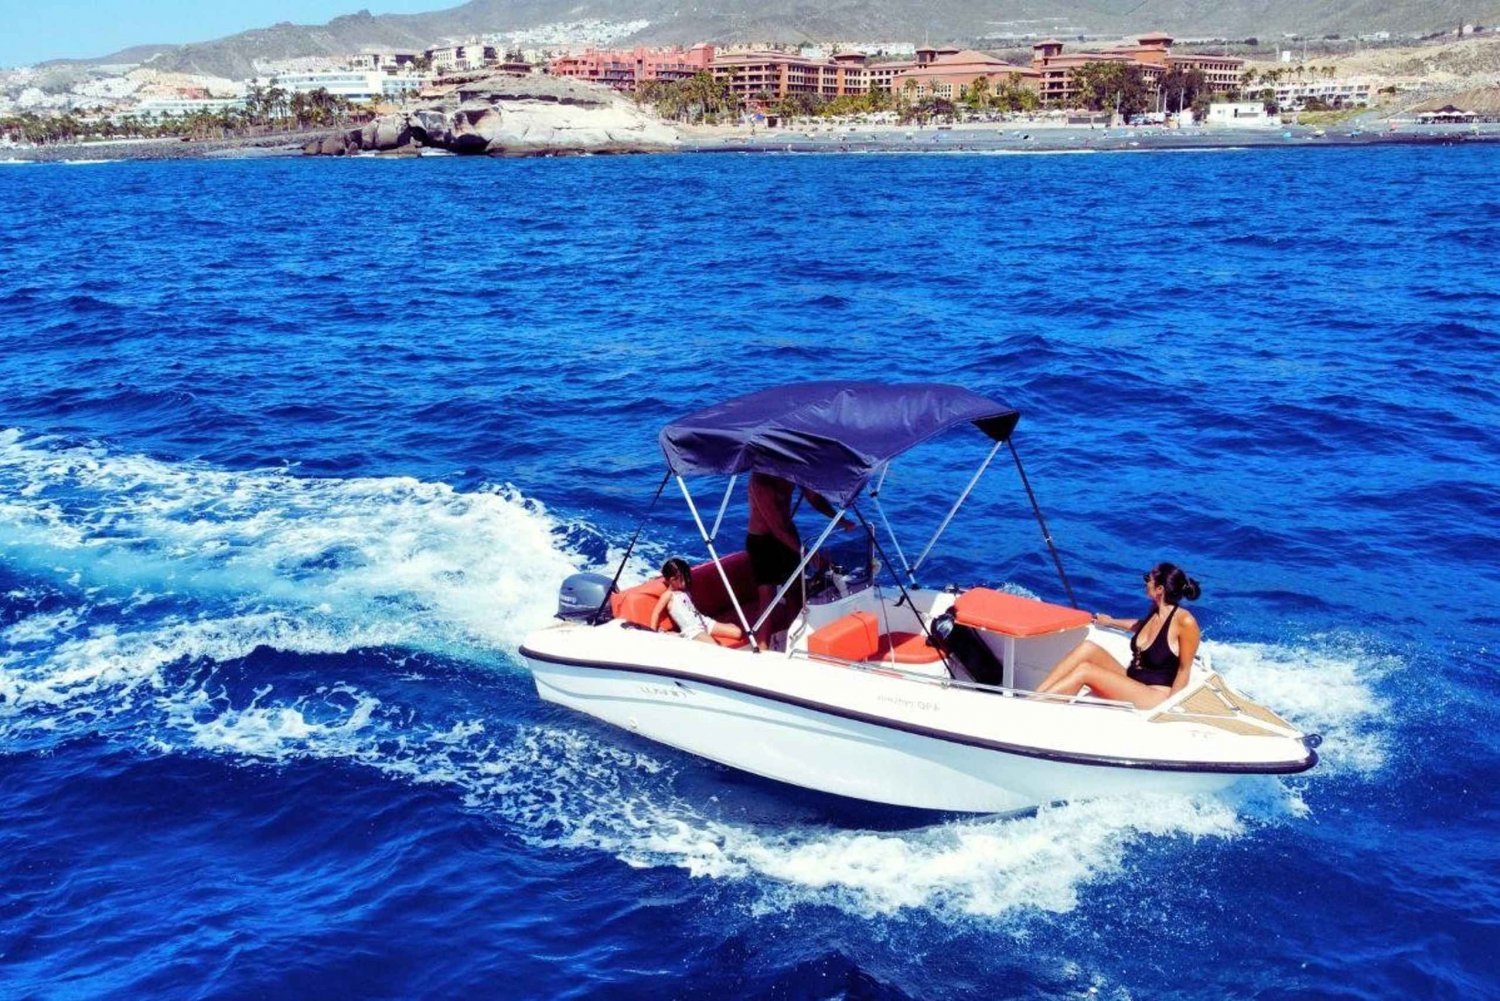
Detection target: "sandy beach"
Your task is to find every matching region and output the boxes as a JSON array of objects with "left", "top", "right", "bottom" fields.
[
  {"left": 5, "top": 117, "right": 1498, "bottom": 162},
  {"left": 676, "top": 117, "right": 1500, "bottom": 155}
]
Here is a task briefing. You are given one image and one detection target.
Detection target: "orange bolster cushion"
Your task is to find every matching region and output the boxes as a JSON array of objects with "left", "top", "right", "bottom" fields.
[
  {"left": 953, "top": 588, "right": 1091, "bottom": 637},
  {"left": 808, "top": 611, "right": 881, "bottom": 661},
  {"left": 611, "top": 579, "right": 671, "bottom": 631}
]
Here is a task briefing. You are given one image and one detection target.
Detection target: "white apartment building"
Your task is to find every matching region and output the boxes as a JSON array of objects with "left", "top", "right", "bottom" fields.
[
  {"left": 118, "top": 96, "right": 244, "bottom": 120},
  {"left": 348, "top": 51, "right": 420, "bottom": 73},
  {"left": 426, "top": 43, "right": 498, "bottom": 72},
  {"left": 1265, "top": 78, "right": 1375, "bottom": 109},
  {"left": 251, "top": 70, "right": 430, "bottom": 103}
]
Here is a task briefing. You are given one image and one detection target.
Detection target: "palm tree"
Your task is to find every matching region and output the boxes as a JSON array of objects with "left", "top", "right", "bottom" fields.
[
  {"left": 266, "top": 86, "right": 290, "bottom": 126},
  {"left": 245, "top": 84, "right": 267, "bottom": 126},
  {"left": 964, "top": 75, "right": 990, "bottom": 112}
]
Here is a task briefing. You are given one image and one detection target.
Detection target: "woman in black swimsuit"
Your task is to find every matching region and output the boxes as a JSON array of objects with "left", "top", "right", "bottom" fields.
[{"left": 1035, "top": 562, "right": 1202, "bottom": 709}]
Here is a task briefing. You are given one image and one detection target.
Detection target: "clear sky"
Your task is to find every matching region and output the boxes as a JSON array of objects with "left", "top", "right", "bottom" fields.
[{"left": 0, "top": 1, "right": 446, "bottom": 68}]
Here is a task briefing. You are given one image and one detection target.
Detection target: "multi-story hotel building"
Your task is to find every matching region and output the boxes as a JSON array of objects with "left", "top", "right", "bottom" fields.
[
  {"left": 548, "top": 45, "right": 715, "bottom": 92},
  {"left": 889, "top": 49, "right": 1039, "bottom": 99},
  {"left": 348, "top": 51, "right": 421, "bottom": 73},
  {"left": 1030, "top": 34, "right": 1242, "bottom": 106},
  {"left": 864, "top": 59, "right": 916, "bottom": 92},
  {"left": 711, "top": 49, "right": 872, "bottom": 102},
  {"left": 427, "top": 43, "right": 500, "bottom": 74}
]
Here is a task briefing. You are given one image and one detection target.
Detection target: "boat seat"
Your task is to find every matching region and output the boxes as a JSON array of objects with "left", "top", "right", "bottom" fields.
[
  {"left": 875, "top": 631, "right": 944, "bottom": 665},
  {"left": 953, "top": 588, "right": 1091, "bottom": 636},
  {"left": 609, "top": 551, "right": 756, "bottom": 648},
  {"left": 807, "top": 611, "right": 943, "bottom": 665}
]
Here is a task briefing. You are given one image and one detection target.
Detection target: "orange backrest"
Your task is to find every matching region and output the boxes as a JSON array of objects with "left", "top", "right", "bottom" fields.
[
  {"left": 689, "top": 550, "right": 756, "bottom": 620},
  {"left": 611, "top": 578, "right": 670, "bottom": 630},
  {"left": 607, "top": 551, "right": 759, "bottom": 632},
  {"left": 953, "top": 588, "right": 1091, "bottom": 637},
  {"left": 808, "top": 611, "right": 881, "bottom": 661}
]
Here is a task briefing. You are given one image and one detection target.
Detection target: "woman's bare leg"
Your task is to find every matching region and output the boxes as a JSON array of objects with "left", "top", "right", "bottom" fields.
[
  {"left": 1035, "top": 641, "right": 1125, "bottom": 692},
  {"left": 1040, "top": 664, "right": 1172, "bottom": 709}
]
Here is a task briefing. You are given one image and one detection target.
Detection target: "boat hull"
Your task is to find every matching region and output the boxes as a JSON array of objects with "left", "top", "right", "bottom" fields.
[{"left": 525, "top": 653, "right": 1244, "bottom": 813}]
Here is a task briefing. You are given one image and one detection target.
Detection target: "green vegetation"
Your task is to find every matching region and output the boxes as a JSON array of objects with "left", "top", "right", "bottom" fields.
[
  {"left": 0, "top": 86, "right": 360, "bottom": 145},
  {"left": 1158, "top": 66, "right": 1211, "bottom": 118},
  {"left": 1071, "top": 61, "right": 1150, "bottom": 119},
  {"left": 632, "top": 72, "right": 1045, "bottom": 127},
  {"left": 960, "top": 77, "right": 1040, "bottom": 113},
  {"left": 635, "top": 72, "right": 735, "bottom": 123}
]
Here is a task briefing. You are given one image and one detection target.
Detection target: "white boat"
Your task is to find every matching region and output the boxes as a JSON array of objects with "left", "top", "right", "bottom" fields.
[{"left": 521, "top": 382, "right": 1317, "bottom": 814}]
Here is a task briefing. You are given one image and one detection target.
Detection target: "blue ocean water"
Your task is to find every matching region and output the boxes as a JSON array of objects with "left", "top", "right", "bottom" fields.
[{"left": 1, "top": 146, "right": 1498, "bottom": 1000}]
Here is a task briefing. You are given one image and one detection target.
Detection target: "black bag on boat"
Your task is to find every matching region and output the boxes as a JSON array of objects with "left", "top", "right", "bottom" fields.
[{"left": 929, "top": 610, "right": 1006, "bottom": 687}]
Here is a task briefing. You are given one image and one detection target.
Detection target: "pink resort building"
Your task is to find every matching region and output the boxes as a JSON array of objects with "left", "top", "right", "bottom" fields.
[
  {"left": 543, "top": 33, "right": 1241, "bottom": 111},
  {"left": 1031, "top": 34, "right": 1242, "bottom": 106},
  {"left": 709, "top": 49, "right": 873, "bottom": 102},
  {"left": 548, "top": 45, "right": 715, "bottom": 92},
  {"left": 889, "top": 49, "right": 1040, "bottom": 99}
]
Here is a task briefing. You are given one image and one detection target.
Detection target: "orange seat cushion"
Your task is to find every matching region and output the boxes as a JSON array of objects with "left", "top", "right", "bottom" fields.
[
  {"left": 953, "top": 588, "right": 1091, "bottom": 636},
  {"left": 808, "top": 614, "right": 944, "bottom": 665},
  {"left": 874, "top": 631, "right": 944, "bottom": 664},
  {"left": 808, "top": 611, "right": 881, "bottom": 660},
  {"left": 708, "top": 631, "right": 750, "bottom": 649}
]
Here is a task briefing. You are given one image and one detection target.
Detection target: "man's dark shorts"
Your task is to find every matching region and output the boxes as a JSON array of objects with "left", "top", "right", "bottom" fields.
[{"left": 746, "top": 532, "right": 801, "bottom": 585}]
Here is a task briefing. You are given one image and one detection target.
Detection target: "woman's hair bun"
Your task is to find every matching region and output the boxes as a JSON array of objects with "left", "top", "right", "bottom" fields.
[{"left": 1153, "top": 562, "right": 1200, "bottom": 603}]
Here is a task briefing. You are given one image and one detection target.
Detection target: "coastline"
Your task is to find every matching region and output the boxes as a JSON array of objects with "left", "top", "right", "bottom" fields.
[
  {"left": 676, "top": 119, "right": 1500, "bottom": 155},
  {"left": 4, "top": 120, "right": 1498, "bottom": 162},
  {"left": 0, "top": 130, "right": 328, "bottom": 163}
]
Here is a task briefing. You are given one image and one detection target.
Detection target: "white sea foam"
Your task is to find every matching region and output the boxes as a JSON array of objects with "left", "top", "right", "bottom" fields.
[
  {"left": 0, "top": 609, "right": 409, "bottom": 719},
  {"left": 138, "top": 694, "right": 1302, "bottom": 921},
  {"left": 0, "top": 429, "right": 587, "bottom": 656},
  {"left": 1203, "top": 636, "right": 1391, "bottom": 775}
]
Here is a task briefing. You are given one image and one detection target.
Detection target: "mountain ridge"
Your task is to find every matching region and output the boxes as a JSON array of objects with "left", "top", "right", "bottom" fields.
[{"left": 34, "top": 1, "right": 1500, "bottom": 80}]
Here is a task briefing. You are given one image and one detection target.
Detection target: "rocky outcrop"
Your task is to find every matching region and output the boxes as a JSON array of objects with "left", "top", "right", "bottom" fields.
[{"left": 304, "top": 74, "right": 679, "bottom": 158}]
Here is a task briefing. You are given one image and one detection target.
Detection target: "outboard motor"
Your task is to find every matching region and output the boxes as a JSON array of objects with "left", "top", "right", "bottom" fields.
[
  {"left": 557, "top": 572, "right": 615, "bottom": 623},
  {"left": 929, "top": 609, "right": 1006, "bottom": 686}
]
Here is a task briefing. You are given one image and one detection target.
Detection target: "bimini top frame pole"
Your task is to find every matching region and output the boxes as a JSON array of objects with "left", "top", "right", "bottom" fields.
[
  {"left": 708, "top": 474, "right": 738, "bottom": 543},
  {"left": 676, "top": 475, "right": 761, "bottom": 652},
  {"left": 591, "top": 471, "right": 671, "bottom": 624},
  {"left": 869, "top": 463, "right": 916, "bottom": 586},
  {"left": 912, "top": 437, "right": 1006, "bottom": 575},
  {"left": 1008, "top": 439, "right": 1078, "bottom": 608},
  {"left": 850, "top": 503, "right": 954, "bottom": 678}
]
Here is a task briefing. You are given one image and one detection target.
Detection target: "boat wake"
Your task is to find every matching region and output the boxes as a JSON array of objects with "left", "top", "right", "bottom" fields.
[{"left": 0, "top": 431, "right": 1389, "bottom": 921}]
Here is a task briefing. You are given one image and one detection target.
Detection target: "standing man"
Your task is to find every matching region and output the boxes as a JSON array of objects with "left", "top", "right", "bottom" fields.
[{"left": 745, "top": 472, "right": 848, "bottom": 643}]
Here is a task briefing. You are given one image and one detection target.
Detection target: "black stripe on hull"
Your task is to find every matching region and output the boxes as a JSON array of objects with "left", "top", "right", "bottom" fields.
[{"left": 519, "top": 646, "right": 1319, "bottom": 776}]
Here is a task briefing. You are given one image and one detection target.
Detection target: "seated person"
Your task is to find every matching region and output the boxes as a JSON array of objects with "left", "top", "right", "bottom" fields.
[
  {"left": 650, "top": 557, "right": 746, "bottom": 645},
  {"left": 1034, "top": 562, "right": 1201, "bottom": 709}
]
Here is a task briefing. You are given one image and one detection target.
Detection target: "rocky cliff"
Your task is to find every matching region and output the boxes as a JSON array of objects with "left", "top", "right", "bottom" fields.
[{"left": 303, "top": 73, "right": 678, "bottom": 157}]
